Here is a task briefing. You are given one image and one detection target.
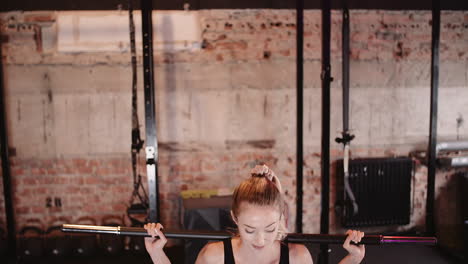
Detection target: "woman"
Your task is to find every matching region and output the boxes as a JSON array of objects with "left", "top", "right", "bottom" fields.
[{"left": 145, "top": 165, "right": 365, "bottom": 264}]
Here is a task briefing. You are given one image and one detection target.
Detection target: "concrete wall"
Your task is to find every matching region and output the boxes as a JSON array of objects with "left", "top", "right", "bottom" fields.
[{"left": 0, "top": 9, "right": 467, "bottom": 250}]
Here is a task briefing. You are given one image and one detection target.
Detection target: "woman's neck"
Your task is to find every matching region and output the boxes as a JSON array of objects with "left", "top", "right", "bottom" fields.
[{"left": 234, "top": 237, "right": 281, "bottom": 264}]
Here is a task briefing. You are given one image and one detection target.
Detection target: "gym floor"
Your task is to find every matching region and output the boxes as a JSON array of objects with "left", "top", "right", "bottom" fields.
[{"left": 13, "top": 243, "right": 463, "bottom": 264}]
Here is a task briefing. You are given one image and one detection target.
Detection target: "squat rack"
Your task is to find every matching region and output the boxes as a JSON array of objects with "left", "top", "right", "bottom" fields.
[{"left": 0, "top": 0, "right": 450, "bottom": 262}]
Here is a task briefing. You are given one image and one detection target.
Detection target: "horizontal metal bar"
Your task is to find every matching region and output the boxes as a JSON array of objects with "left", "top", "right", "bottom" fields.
[
  {"left": 62, "top": 224, "right": 231, "bottom": 240},
  {"left": 436, "top": 141, "right": 468, "bottom": 153},
  {"left": 3, "top": 1, "right": 468, "bottom": 12},
  {"left": 62, "top": 224, "right": 120, "bottom": 234},
  {"left": 62, "top": 224, "right": 437, "bottom": 245},
  {"left": 437, "top": 156, "right": 468, "bottom": 167}
]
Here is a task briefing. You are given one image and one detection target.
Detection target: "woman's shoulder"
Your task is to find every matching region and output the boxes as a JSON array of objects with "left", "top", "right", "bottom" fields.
[
  {"left": 195, "top": 241, "right": 224, "bottom": 264},
  {"left": 287, "top": 243, "right": 313, "bottom": 264}
]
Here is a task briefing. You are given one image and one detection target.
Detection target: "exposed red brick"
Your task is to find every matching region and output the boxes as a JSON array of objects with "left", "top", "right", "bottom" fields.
[
  {"left": 11, "top": 168, "right": 25, "bottom": 176},
  {"left": 78, "top": 166, "right": 93, "bottom": 174},
  {"left": 33, "top": 187, "right": 48, "bottom": 195},
  {"left": 96, "top": 167, "right": 111, "bottom": 175},
  {"left": 84, "top": 177, "right": 100, "bottom": 185},
  {"left": 24, "top": 14, "right": 55, "bottom": 23},
  {"left": 23, "top": 178, "right": 38, "bottom": 185},
  {"left": 32, "top": 206, "right": 46, "bottom": 214},
  {"left": 66, "top": 186, "right": 81, "bottom": 193},
  {"left": 47, "top": 168, "right": 57, "bottom": 175},
  {"left": 16, "top": 207, "right": 30, "bottom": 215},
  {"left": 112, "top": 204, "right": 127, "bottom": 211}
]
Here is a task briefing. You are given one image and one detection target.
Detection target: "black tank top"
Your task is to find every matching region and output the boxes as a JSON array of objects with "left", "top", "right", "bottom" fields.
[{"left": 223, "top": 239, "right": 289, "bottom": 264}]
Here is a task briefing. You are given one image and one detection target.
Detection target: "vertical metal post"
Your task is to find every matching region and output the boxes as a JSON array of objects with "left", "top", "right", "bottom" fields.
[
  {"left": 337, "top": 0, "right": 358, "bottom": 217},
  {"left": 296, "top": 0, "right": 304, "bottom": 234},
  {"left": 320, "top": 0, "right": 332, "bottom": 263},
  {"left": 426, "top": 0, "right": 440, "bottom": 236},
  {"left": 141, "top": 0, "right": 160, "bottom": 222},
  {"left": 342, "top": 5, "right": 349, "bottom": 132},
  {"left": 0, "top": 36, "right": 17, "bottom": 262}
]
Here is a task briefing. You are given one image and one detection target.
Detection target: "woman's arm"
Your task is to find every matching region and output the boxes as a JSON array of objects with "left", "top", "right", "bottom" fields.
[
  {"left": 144, "top": 223, "right": 171, "bottom": 264},
  {"left": 338, "top": 230, "right": 365, "bottom": 264}
]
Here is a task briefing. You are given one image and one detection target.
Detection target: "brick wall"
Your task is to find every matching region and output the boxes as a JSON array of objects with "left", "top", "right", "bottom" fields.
[{"left": 0, "top": 9, "right": 467, "bottom": 251}]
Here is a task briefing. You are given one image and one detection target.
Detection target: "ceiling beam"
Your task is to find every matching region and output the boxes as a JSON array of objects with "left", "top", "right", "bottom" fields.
[{"left": 2, "top": 0, "right": 467, "bottom": 12}]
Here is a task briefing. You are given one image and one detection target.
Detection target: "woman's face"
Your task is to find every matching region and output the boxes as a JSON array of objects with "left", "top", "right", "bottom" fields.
[{"left": 234, "top": 202, "right": 281, "bottom": 251}]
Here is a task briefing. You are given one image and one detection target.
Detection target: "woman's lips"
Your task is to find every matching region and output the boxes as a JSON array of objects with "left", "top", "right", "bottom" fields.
[{"left": 252, "top": 244, "right": 265, "bottom": 250}]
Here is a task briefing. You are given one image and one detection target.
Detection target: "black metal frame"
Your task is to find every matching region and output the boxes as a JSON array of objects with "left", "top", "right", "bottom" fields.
[
  {"left": 341, "top": 3, "right": 350, "bottom": 135},
  {"left": 0, "top": 1, "right": 445, "bottom": 260},
  {"left": 313, "top": 0, "right": 443, "bottom": 253},
  {"left": 320, "top": 0, "right": 332, "bottom": 263},
  {"left": 296, "top": 0, "right": 304, "bottom": 235},
  {"left": 426, "top": 0, "right": 440, "bottom": 236},
  {"left": 134, "top": 0, "right": 443, "bottom": 246},
  {"left": 0, "top": 35, "right": 17, "bottom": 262},
  {"left": 2, "top": 0, "right": 468, "bottom": 11},
  {"left": 141, "top": 0, "right": 160, "bottom": 223}
]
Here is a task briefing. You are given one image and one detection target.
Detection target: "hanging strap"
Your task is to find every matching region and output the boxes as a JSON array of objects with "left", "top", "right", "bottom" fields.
[
  {"left": 128, "top": 0, "right": 147, "bottom": 211},
  {"left": 335, "top": 0, "right": 358, "bottom": 216}
]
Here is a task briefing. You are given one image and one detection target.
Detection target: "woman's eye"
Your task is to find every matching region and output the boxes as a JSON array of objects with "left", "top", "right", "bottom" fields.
[
  {"left": 245, "top": 229, "right": 254, "bottom": 234},
  {"left": 265, "top": 229, "right": 275, "bottom": 233}
]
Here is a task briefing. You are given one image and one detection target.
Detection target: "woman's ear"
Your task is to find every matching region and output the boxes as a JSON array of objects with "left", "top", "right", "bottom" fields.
[{"left": 230, "top": 210, "right": 238, "bottom": 225}]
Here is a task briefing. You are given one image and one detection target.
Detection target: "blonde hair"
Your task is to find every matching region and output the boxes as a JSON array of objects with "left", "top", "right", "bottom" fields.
[{"left": 231, "top": 167, "right": 288, "bottom": 240}]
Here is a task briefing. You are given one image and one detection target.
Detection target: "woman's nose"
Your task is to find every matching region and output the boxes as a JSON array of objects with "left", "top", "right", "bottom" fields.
[{"left": 255, "top": 233, "right": 265, "bottom": 245}]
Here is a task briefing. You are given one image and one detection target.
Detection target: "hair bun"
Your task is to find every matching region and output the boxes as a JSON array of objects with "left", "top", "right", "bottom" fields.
[{"left": 250, "top": 165, "right": 282, "bottom": 193}]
